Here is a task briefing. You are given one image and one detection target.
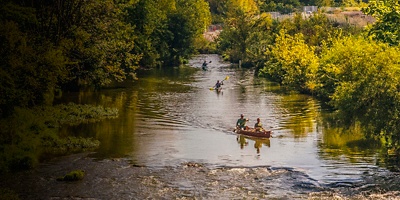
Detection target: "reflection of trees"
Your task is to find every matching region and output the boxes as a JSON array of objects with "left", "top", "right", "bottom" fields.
[
  {"left": 58, "top": 90, "right": 139, "bottom": 158},
  {"left": 58, "top": 67, "right": 198, "bottom": 159},
  {"left": 278, "top": 94, "right": 319, "bottom": 137},
  {"left": 320, "top": 113, "right": 400, "bottom": 171},
  {"left": 236, "top": 69, "right": 254, "bottom": 102},
  {"left": 317, "top": 115, "right": 384, "bottom": 166}
]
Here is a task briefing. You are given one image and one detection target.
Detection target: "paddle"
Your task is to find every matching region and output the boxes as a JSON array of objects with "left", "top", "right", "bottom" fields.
[
  {"left": 221, "top": 75, "right": 229, "bottom": 83},
  {"left": 209, "top": 76, "right": 229, "bottom": 90}
]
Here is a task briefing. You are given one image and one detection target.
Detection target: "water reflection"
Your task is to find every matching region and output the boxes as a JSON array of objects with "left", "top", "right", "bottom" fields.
[
  {"left": 318, "top": 125, "right": 381, "bottom": 166},
  {"left": 277, "top": 94, "right": 320, "bottom": 137},
  {"left": 236, "top": 135, "right": 271, "bottom": 154}
]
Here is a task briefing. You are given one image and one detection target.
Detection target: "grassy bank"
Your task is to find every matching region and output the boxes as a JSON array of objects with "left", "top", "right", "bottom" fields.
[{"left": 0, "top": 103, "right": 118, "bottom": 174}]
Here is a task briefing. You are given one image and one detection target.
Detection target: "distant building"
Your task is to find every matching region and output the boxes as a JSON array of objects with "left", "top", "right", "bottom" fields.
[
  {"left": 267, "top": 12, "right": 281, "bottom": 19},
  {"left": 303, "top": 6, "right": 318, "bottom": 13},
  {"left": 207, "top": 24, "right": 223, "bottom": 32}
]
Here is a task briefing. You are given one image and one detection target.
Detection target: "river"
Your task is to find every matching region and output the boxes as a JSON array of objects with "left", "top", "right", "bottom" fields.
[{"left": 3, "top": 54, "right": 400, "bottom": 199}]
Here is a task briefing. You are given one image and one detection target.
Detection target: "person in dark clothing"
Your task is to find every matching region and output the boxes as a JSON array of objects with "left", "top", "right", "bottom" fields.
[{"left": 202, "top": 60, "right": 208, "bottom": 71}]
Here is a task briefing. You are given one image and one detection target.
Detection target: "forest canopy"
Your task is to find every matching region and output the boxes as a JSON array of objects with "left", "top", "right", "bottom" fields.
[{"left": 0, "top": 0, "right": 211, "bottom": 117}]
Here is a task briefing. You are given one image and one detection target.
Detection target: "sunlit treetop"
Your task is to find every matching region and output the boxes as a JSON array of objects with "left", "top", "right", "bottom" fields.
[
  {"left": 229, "top": 0, "right": 259, "bottom": 15},
  {"left": 362, "top": 0, "right": 400, "bottom": 45}
]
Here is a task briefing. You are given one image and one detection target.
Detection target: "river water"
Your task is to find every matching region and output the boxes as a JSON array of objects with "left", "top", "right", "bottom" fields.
[{"left": 4, "top": 54, "right": 400, "bottom": 199}]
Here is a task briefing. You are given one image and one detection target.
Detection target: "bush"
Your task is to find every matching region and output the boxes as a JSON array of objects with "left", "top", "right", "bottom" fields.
[
  {"left": 259, "top": 30, "right": 319, "bottom": 93},
  {"left": 57, "top": 170, "right": 85, "bottom": 181},
  {"left": 317, "top": 36, "right": 400, "bottom": 149}
]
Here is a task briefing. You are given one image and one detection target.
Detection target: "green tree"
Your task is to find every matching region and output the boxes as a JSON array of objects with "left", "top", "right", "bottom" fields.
[
  {"left": 275, "top": 12, "right": 361, "bottom": 48},
  {"left": 247, "top": 13, "right": 274, "bottom": 65},
  {"left": 217, "top": 8, "right": 253, "bottom": 63},
  {"left": 0, "top": 0, "right": 141, "bottom": 116},
  {"left": 362, "top": 0, "right": 400, "bottom": 46},
  {"left": 317, "top": 36, "right": 400, "bottom": 148},
  {"left": 231, "top": 0, "right": 259, "bottom": 14},
  {"left": 0, "top": 2, "right": 68, "bottom": 116},
  {"left": 217, "top": 0, "right": 275, "bottom": 64},
  {"left": 164, "top": 0, "right": 211, "bottom": 66},
  {"left": 258, "top": 0, "right": 301, "bottom": 13},
  {"left": 128, "top": 0, "right": 211, "bottom": 67},
  {"left": 206, "top": 0, "right": 229, "bottom": 23},
  {"left": 259, "top": 30, "right": 319, "bottom": 93},
  {"left": 127, "top": 0, "right": 175, "bottom": 68},
  {"left": 57, "top": 0, "right": 140, "bottom": 88}
]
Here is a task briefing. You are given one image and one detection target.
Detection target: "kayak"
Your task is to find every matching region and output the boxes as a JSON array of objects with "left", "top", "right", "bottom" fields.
[
  {"left": 209, "top": 87, "right": 222, "bottom": 92},
  {"left": 235, "top": 128, "right": 271, "bottom": 138}
]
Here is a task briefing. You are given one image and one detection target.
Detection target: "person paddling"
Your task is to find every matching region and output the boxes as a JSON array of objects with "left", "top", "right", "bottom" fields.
[
  {"left": 215, "top": 80, "right": 222, "bottom": 90},
  {"left": 236, "top": 114, "right": 249, "bottom": 130},
  {"left": 202, "top": 60, "right": 208, "bottom": 71},
  {"left": 254, "top": 118, "right": 264, "bottom": 131}
]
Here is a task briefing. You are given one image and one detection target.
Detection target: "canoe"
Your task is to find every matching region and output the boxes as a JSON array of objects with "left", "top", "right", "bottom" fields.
[{"left": 235, "top": 128, "right": 271, "bottom": 138}]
